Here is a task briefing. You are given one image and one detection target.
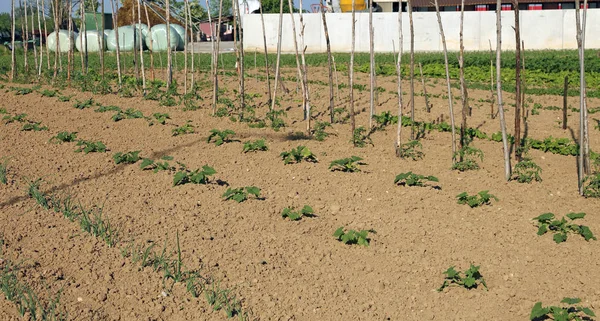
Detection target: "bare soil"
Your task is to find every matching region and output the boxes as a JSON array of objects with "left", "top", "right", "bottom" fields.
[{"left": 1, "top": 67, "right": 600, "bottom": 321}]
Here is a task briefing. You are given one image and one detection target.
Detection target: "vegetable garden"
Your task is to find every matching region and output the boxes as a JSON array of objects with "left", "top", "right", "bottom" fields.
[{"left": 2, "top": 0, "right": 600, "bottom": 319}]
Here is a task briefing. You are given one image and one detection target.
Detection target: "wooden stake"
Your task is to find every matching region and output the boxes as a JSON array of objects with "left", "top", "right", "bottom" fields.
[
  {"left": 143, "top": 3, "right": 155, "bottom": 80},
  {"left": 563, "top": 75, "right": 568, "bottom": 130},
  {"left": 166, "top": 0, "right": 172, "bottom": 88},
  {"left": 270, "top": 0, "right": 284, "bottom": 112},
  {"left": 234, "top": 0, "right": 245, "bottom": 116},
  {"left": 10, "top": 0, "right": 16, "bottom": 82},
  {"left": 459, "top": 0, "right": 467, "bottom": 151},
  {"left": 368, "top": 0, "right": 375, "bottom": 130},
  {"left": 137, "top": 0, "right": 146, "bottom": 95},
  {"left": 349, "top": 0, "right": 356, "bottom": 139},
  {"left": 111, "top": 0, "right": 122, "bottom": 87},
  {"left": 488, "top": 39, "right": 495, "bottom": 119},
  {"left": 394, "top": 6, "right": 404, "bottom": 157},
  {"left": 419, "top": 62, "right": 430, "bottom": 113},
  {"left": 434, "top": 0, "right": 457, "bottom": 163},
  {"left": 408, "top": 0, "right": 415, "bottom": 139},
  {"left": 258, "top": 2, "right": 272, "bottom": 105},
  {"left": 320, "top": 0, "right": 334, "bottom": 124},
  {"left": 513, "top": 0, "right": 522, "bottom": 161},
  {"left": 496, "top": 0, "right": 512, "bottom": 181}
]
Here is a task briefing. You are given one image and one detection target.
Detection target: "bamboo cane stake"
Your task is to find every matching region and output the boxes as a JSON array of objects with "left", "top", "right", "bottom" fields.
[{"left": 496, "top": 0, "right": 512, "bottom": 181}]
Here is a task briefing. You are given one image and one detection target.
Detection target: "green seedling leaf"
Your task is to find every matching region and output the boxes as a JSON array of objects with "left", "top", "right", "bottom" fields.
[
  {"left": 333, "top": 227, "right": 370, "bottom": 246},
  {"left": 113, "top": 151, "right": 141, "bottom": 164},
  {"left": 566, "top": 212, "right": 586, "bottom": 220},
  {"left": 560, "top": 298, "right": 582, "bottom": 305},
  {"left": 533, "top": 212, "right": 596, "bottom": 244},
  {"left": 280, "top": 146, "right": 318, "bottom": 164},
  {"left": 438, "top": 264, "right": 487, "bottom": 292},
  {"left": 329, "top": 156, "right": 365, "bottom": 172}
]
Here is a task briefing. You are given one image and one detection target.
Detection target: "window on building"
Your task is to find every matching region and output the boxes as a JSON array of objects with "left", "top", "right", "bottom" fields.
[
  {"left": 560, "top": 2, "right": 575, "bottom": 9},
  {"left": 528, "top": 3, "right": 542, "bottom": 9},
  {"left": 475, "top": 4, "right": 488, "bottom": 10},
  {"left": 501, "top": 3, "right": 512, "bottom": 10}
]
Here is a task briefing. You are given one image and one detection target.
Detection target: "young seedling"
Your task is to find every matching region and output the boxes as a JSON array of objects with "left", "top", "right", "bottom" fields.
[
  {"left": 280, "top": 146, "right": 318, "bottom": 164},
  {"left": 172, "top": 122, "right": 195, "bottom": 136},
  {"left": 173, "top": 165, "right": 217, "bottom": 186},
  {"left": 352, "top": 126, "right": 373, "bottom": 147},
  {"left": 10, "top": 86, "right": 33, "bottom": 95},
  {"left": 207, "top": 129, "right": 236, "bottom": 146},
  {"left": 0, "top": 108, "right": 7, "bottom": 114},
  {"left": 437, "top": 265, "right": 488, "bottom": 292},
  {"left": 281, "top": 205, "right": 315, "bottom": 221},
  {"left": 313, "top": 121, "right": 333, "bottom": 141},
  {"left": 94, "top": 105, "right": 122, "bottom": 113},
  {"left": 21, "top": 122, "right": 48, "bottom": 131},
  {"left": 0, "top": 157, "right": 9, "bottom": 184},
  {"left": 266, "top": 109, "right": 287, "bottom": 131},
  {"left": 456, "top": 191, "right": 498, "bottom": 208},
  {"left": 452, "top": 146, "right": 484, "bottom": 171},
  {"left": 372, "top": 111, "right": 398, "bottom": 130},
  {"left": 74, "top": 140, "right": 107, "bottom": 154},
  {"left": 3, "top": 113, "right": 27, "bottom": 124},
  {"left": 27, "top": 178, "right": 49, "bottom": 209},
  {"left": 398, "top": 140, "right": 425, "bottom": 160},
  {"left": 242, "top": 139, "right": 268, "bottom": 153},
  {"left": 40, "top": 89, "right": 59, "bottom": 97},
  {"left": 582, "top": 174, "right": 600, "bottom": 198},
  {"left": 333, "top": 227, "right": 371, "bottom": 246},
  {"left": 329, "top": 156, "right": 365, "bottom": 172},
  {"left": 533, "top": 212, "right": 596, "bottom": 244},
  {"left": 112, "top": 108, "right": 144, "bottom": 122},
  {"left": 222, "top": 186, "right": 261, "bottom": 203},
  {"left": 113, "top": 151, "right": 142, "bottom": 165},
  {"left": 394, "top": 172, "right": 439, "bottom": 187},
  {"left": 151, "top": 113, "right": 170, "bottom": 125},
  {"left": 512, "top": 157, "right": 543, "bottom": 183},
  {"left": 140, "top": 156, "right": 177, "bottom": 173},
  {"left": 58, "top": 94, "right": 74, "bottom": 102},
  {"left": 73, "top": 98, "right": 95, "bottom": 109},
  {"left": 530, "top": 298, "right": 596, "bottom": 321},
  {"left": 50, "top": 131, "right": 78, "bottom": 144}
]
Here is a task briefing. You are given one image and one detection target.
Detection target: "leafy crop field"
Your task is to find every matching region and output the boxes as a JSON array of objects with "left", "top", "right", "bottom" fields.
[{"left": 1, "top": 50, "right": 600, "bottom": 320}]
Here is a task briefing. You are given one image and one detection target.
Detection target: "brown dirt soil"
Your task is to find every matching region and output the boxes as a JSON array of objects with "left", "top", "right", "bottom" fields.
[{"left": 1, "top": 67, "right": 600, "bottom": 321}]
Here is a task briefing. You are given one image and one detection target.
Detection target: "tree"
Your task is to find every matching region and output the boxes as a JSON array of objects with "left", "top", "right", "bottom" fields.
[
  {"left": 210, "top": 0, "right": 231, "bottom": 16},
  {"left": 188, "top": 1, "right": 207, "bottom": 22},
  {"left": 261, "top": 0, "right": 294, "bottom": 13}
]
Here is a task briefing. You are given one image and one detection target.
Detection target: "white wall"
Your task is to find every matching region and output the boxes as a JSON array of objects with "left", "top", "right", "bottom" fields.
[{"left": 242, "top": 10, "right": 598, "bottom": 53}]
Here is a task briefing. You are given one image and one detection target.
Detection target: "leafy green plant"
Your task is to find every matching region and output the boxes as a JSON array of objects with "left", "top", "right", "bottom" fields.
[
  {"left": 533, "top": 212, "right": 596, "bottom": 244},
  {"left": 456, "top": 190, "right": 498, "bottom": 208},
  {"left": 140, "top": 156, "right": 177, "bottom": 172},
  {"left": 372, "top": 111, "right": 398, "bottom": 130},
  {"left": 313, "top": 121, "right": 333, "bottom": 141},
  {"left": 0, "top": 108, "right": 7, "bottom": 114},
  {"left": 50, "top": 131, "right": 78, "bottom": 144},
  {"left": 398, "top": 140, "right": 424, "bottom": 160},
  {"left": 512, "top": 157, "right": 542, "bottom": 183},
  {"left": 266, "top": 109, "right": 287, "bottom": 131},
  {"left": 172, "top": 122, "right": 195, "bottom": 136},
  {"left": 58, "top": 94, "right": 74, "bottom": 102},
  {"left": 527, "top": 136, "right": 578, "bottom": 156},
  {"left": 10, "top": 86, "right": 33, "bottom": 95},
  {"left": 333, "top": 227, "right": 371, "bottom": 246},
  {"left": 113, "top": 151, "right": 142, "bottom": 164},
  {"left": 151, "top": 113, "right": 170, "bottom": 125},
  {"left": 242, "top": 139, "right": 268, "bottom": 153},
  {"left": 0, "top": 157, "right": 9, "bottom": 184},
  {"left": 437, "top": 265, "right": 488, "bottom": 292},
  {"left": 394, "top": 172, "right": 439, "bottom": 187},
  {"left": 281, "top": 205, "right": 315, "bottom": 221},
  {"left": 583, "top": 174, "right": 600, "bottom": 198},
  {"left": 27, "top": 178, "right": 49, "bottom": 209},
  {"left": 452, "top": 146, "right": 484, "bottom": 171},
  {"left": 222, "top": 186, "right": 261, "bottom": 203},
  {"left": 3, "top": 113, "right": 27, "bottom": 124},
  {"left": 40, "top": 89, "right": 59, "bottom": 97},
  {"left": 329, "top": 156, "right": 365, "bottom": 172},
  {"left": 280, "top": 146, "right": 318, "bottom": 164},
  {"left": 352, "top": 126, "right": 373, "bottom": 147},
  {"left": 74, "top": 140, "right": 107, "bottom": 154},
  {"left": 530, "top": 298, "right": 595, "bottom": 321},
  {"left": 173, "top": 165, "right": 217, "bottom": 186},
  {"left": 112, "top": 108, "right": 144, "bottom": 122},
  {"left": 94, "top": 105, "right": 121, "bottom": 113},
  {"left": 21, "top": 122, "right": 48, "bottom": 131},
  {"left": 73, "top": 98, "right": 95, "bottom": 109},
  {"left": 207, "top": 129, "right": 236, "bottom": 146}
]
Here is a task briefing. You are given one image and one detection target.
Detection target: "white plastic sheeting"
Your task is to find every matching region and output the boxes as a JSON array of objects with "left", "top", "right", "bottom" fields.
[
  {"left": 75, "top": 30, "right": 106, "bottom": 53},
  {"left": 145, "top": 24, "right": 179, "bottom": 52},
  {"left": 170, "top": 24, "right": 186, "bottom": 50},
  {"left": 106, "top": 26, "right": 140, "bottom": 52},
  {"left": 47, "top": 30, "right": 75, "bottom": 53}
]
